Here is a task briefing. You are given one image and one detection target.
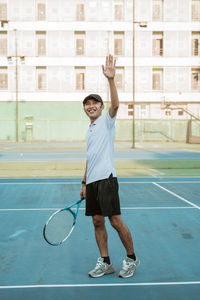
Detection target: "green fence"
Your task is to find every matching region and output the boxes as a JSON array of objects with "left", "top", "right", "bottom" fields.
[{"left": 0, "top": 101, "right": 199, "bottom": 142}]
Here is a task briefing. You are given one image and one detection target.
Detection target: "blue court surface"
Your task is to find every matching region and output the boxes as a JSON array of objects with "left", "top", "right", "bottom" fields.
[
  {"left": 0, "top": 148, "right": 200, "bottom": 161},
  {"left": 0, "top": 177, "right": 200, "bottom": 300}
]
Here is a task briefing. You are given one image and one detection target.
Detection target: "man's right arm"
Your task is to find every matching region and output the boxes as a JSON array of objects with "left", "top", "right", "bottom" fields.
[{"left": 102, "top": 55, "right": 119, "bottom": 118}]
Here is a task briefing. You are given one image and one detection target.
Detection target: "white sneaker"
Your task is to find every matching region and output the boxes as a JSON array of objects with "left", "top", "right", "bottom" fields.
[
  {"left": 88, "top": 257, "right": 115, "bottom": 278},
  {"left": 118, "top": 257, "right": 140, "bottom": 278}
]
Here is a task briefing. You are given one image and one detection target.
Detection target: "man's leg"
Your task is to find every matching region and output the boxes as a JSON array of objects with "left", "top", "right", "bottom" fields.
[
  {"left": 109, "top": 215, "right": 140, "bottom": 278},
  {"left": 88, "top": 215, "right": 114, "bottom": 277},
  {"left": 108, "top": 215, "right": 134, "bottom": 255},
  {"left": 92, "top": 215, "right": 109, "bottom": 257}
]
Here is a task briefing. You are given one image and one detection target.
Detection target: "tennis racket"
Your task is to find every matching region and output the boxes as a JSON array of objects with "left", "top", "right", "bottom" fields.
[{"left": 43, "top": 197, "right": 84, "bottom": 246}]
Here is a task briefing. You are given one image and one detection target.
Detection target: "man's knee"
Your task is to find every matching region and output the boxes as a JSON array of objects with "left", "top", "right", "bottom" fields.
[
  {"left": 109, "top": 215, "right": 124, "bottom": 231},
  {"left": 92, "top": 215, "right": 105, "bottom": 228}
]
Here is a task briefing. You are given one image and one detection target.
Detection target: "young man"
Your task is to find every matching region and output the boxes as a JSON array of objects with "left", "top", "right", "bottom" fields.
[{"left": 80, "top": 55, "right": 139, "bottom": 278}]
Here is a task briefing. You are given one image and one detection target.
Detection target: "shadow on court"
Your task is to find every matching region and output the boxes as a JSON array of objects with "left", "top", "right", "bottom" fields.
[{"left": 0, "top": 177, "right": 200, "bottom": 300}]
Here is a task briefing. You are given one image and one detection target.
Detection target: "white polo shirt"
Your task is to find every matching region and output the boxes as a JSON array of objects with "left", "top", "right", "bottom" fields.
[{"left": 86, "top": 111, "right": 117, "bottom": 184}]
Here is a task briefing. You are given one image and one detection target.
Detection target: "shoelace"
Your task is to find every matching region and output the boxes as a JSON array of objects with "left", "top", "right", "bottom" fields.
[
  {"left": 94, "top": 258, "right": 104, "bottom": 270},
  {"left": 122, "top": 260, "right": 135, "bottom": 271}
]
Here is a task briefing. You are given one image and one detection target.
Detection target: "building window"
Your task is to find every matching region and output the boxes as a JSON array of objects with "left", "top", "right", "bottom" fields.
[
  {"left": 128, "top": 104, "right": 133, "bottom": 109},
  {"left": 75, "top": 67, "right": 85, "bottom": 90},
  {"left": 76, "top": 3, "right": 85, "bottom": 21},
  {"left": 152, "top": 0, "right": 163, "bottom": 21},
  {"left": 75, "top": 31, "right": 85, "bottom": 56},
  {"left": 0, "top": 67, "right": 8, "bottom": 90},
  {"left": 88, "top": 1, "right": 97, "bottom": 15},
  {"left": 0, "top": 31, "right": 7, "bottom": 56},
  {"left": 102, "top": 1, "right": 110, "bottom": 18},
  {"left": 165, "top": 110, "right": 171, "bottom": 116},
  {"left": 128, "top": 110, "right": 134, "bottom": 116},
  {"left": 115, "top": 67, "right": 124, "bottom": 90},
  {"left": 0, "top": 2, "right": 7, "bottom": 20},
  {"left": 152, "top": 32, "right": 163, "bottom": 56},
  {"left": 152, "top": 68, "right": 163, "bottom": 90},
  {"left": 114, "top": 1, "right": 123, "bottom": 21},
  {"left": 36, "top": 67, "right": 46, "bottom": 90},
  {"left": 128, "top": 103, "right": 134, "bottom": 116},
  {"left": 192, "top": 32, "right": 200, "bottom": 56},
  {"left": 37, "top": 1, "right": 46, "bottom": 21},
  {"left": 191, "top": 68, "right": 200, "bottom": 90},
  {"left": 141, "top": 104, "right": 146, "bottom": 110},
  {"left": 36, "top": 31, "right": 46, "bottom": 56},
  {"left": 192, "top": 0, "right": 200, "bottom": 21},
  {"left": 114, "top": 32, "right": 124, "bottom": 56},
  {"left": 178, "top": 110, "right": 184, "bottom": 116}
]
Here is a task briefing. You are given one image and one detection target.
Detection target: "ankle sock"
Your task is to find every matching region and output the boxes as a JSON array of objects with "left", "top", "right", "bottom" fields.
[
  {"left": 102, "top": 256, "right": 111, "bottom": 265},
  {"left": 127, "top": 253, "right": 136, "bottom": 261}
]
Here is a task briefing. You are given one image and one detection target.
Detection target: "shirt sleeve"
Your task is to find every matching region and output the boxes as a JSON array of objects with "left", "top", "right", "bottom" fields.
[{"left": 104, "top": 111, "right": 117, "bottom": 129}]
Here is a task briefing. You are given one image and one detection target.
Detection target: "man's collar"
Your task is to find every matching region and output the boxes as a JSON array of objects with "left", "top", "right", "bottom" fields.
[
  {"left": 89, "top": 115, "right": 102, "bottom": 126},
  {"left": 89, "top": 122, "right": 96, "bottom": 127}
]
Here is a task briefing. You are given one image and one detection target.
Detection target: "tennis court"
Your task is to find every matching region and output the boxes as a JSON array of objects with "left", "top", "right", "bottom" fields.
[{"left": 0, "top": 175, "right": 200, "bottom": 300}]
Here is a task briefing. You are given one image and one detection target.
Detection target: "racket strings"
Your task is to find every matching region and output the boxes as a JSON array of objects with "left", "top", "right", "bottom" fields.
[{"left": 44, "top": 209, "right": 74, "bottom": 245}]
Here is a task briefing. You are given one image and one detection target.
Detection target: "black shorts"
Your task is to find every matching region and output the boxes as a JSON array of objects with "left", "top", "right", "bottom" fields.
[{"left": 85, "top": 174, "right": 121, "bottom": 216}]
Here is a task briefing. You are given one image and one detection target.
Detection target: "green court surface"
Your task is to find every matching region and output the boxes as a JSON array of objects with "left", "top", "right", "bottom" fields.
[
  {"left": 0, "top": 143, "right": 200, "bottom": 178},
  {"left": 0, "top": 159, "right": 200, "bottom": 178},
  {"left": 0, "top": 177, "right": 200, "bottom": 300}
]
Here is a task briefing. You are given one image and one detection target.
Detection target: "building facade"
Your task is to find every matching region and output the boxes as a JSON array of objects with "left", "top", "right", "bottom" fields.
[{"left": 0, "top": 0, "right": 200, "bottom": 141}]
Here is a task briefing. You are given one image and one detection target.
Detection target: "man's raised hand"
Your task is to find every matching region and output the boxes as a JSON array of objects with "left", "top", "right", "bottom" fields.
[{"left": 102, "top": 54, "right": 116, "bottom": 80}]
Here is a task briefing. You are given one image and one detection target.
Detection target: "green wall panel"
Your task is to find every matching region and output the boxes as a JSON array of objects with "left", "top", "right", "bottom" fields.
[{"left": 0, "top": 101, "right": 199, "bottom": 142}]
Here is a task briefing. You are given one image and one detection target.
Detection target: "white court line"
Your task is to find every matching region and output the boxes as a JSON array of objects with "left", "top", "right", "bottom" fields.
[
  {"left": 0, "top": 281, "right": 200, "bottom": 289},
  {"left": 153, "top": 182, "right": 200, "bottom": 210},
  {"left": 149, "top": 174, "right": 157, "bottom": 178},
  {"left": 0, "top": 206, "right": 196, "bottom": 212},
  {"left": 0, "top": 181, "right": 200, "bottom": 185},
  {"left": 120, "top": 206, "right": 195, "bottom": 210},
  {"left": 120, "top": 181, "right": 200, "bottom": 184},
  {"left": 0, "top": 182, "right": 81, "bottom": 185},
  {"left": 119, "top": 176, "right": 200, "bottom": 178},
  {"left": 149, "top": 169, "right": 165, "bottom": 176}
]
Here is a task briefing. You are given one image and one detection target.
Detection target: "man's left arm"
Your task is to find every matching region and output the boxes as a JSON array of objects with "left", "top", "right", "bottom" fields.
[{"left": 102, "top": 55, "right": 119, "bottom": 118}]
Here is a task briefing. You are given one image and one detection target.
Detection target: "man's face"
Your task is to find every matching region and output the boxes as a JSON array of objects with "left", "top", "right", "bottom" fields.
[{"left": 83, "top": 99, "right": 104, "bottom": 122}]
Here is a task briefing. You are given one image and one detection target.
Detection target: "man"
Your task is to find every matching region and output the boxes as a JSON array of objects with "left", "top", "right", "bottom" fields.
[{"left": 80, "top": 54, "right": 139, "bottom": 278}]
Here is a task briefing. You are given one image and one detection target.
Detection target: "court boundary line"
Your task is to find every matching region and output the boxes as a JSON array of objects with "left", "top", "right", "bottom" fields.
[
  {"left": 0, "top": 281, "right": 200, "bottom": 289},
  {"left": 149, "top": 169, "right": 165, "bottom": 176},
  {"left": 153, "top": 182, "right": 200, "bottom": 210},
  {"left": 0, "top": 181, "right": 200, "bottom": 185},
  {"left": 0, "top": 206, "right": 196, "bottom": 212}
]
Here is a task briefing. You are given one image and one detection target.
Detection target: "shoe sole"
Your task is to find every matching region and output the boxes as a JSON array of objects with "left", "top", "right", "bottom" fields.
[{"left": 89, "top": 269, "right": 115, "bottom": 278}]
